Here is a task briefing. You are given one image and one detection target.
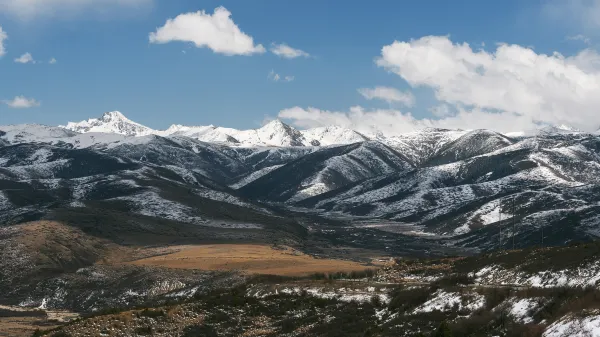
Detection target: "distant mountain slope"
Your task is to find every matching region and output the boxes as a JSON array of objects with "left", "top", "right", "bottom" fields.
[
  {"left": 296, "top": 134, "right": 600, "bottom": 249},
  {"left": 2, "top": 112, "right": 600, "bottom": 254},
  {"left": 60, "top": 112, "right": 365, "bottom": 148},
  {"left": 382, "top": 128, "right": 467, "bottom": 165},
  {"left": 238, "top": 141, "right": 413, "bottom": 202},
  {"left": 300, "top": 126, "right": 370, "bottom": 146}
]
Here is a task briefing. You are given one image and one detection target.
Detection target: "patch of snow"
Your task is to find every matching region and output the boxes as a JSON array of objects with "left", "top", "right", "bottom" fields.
[
  {"left": 301, "top": 126, "right": 369, "bottom": 146},
  {"left": 509, "top": 298, "right": 542, "bottom": 324},
  {"left": 544, "top": 313, "right": 600, "bottom": 337},
  {"left": 413, "top": 290, "right": 485, "bottom": 314}
]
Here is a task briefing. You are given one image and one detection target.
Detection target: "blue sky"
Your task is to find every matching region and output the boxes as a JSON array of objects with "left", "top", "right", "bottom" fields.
[{"left": 1, "top": 0, "right": 600, "bottom": 133}]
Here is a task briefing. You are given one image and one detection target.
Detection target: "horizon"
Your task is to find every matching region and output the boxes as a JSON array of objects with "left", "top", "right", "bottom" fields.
[
  {"left": 2, "top": 1, "right": 600, "bottom": 134},
  {"left": 1, "top": 109, "right": 593, "bottom": 138}
]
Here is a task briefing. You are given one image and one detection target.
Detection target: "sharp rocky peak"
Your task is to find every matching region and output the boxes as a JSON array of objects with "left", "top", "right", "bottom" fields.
[
  {"left": 260, "top": 119, "right": 292, "bottom": 131},
  {"left": 101, "top": 111, "right": 128, "bottom": 121}
]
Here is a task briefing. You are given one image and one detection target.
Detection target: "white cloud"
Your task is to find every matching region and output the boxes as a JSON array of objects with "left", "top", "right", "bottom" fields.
[
  {"left": 14, "top": 52, "right": 34, "bottom": 64},
  {"left": 279, "top": 105, "right": 537, "bottom": 136},
  {"left": 567, "top": 34, "right": 591, "bottom": 45},
  {"left": 0, "top": 0, "right": 151, "bottom": 18},
  {"left": 49, "top": 57, "right": 57, "bottom": 64},
  {"left": 430, "top": 104, "right": 452, "bottom": 117},
  {"left": 358, "top": 86, "right": 415, "bottom": 106},
  {"left": 268, "top": 70, "right": 294, "bottom": 82},
  {"left": 149, "top": 6, "right": 265, "bottom": 56},
  {"left": 374, "top": 35, "right": 600, "bottom": 132},
  {"left": 270, "top": 43, "right": 310, "bottom": 59},
  {"left": 3, "top": 96, "right": 40, "bottom": 108},
  {"left": 0, "top": 26, "right": 7, "bottom": 57}
]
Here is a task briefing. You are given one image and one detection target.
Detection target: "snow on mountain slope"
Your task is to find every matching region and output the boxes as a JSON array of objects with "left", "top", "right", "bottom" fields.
[
  {"left": 61, "top": 112, "right": 371, "bottom": 148},
  {"left": 104, "top": 136, "right": 250, "bottom": 183},
  {"left": 63, "top": 111, "right": 155, "bottom": 136},
  {"left": 4, "top": 112, "right": 600, "bottom": 253},
  {"left": 424, "top": 129, "right": 514, "bottom": 166},
  {"left": 295, "top": 137, "right": 600, "bottom": 243},
  {"left": 214, "top": 120, "right": 307, "bottom": 147},
  {"left": 229, "top": 164, "right": 285, "bottom": 189},
  {"left": 156, "top": 125, "right": 241, "bottom": 145},
  {"left": 238, "top": 141, "right": 413, "bottom": 203},
  {"left": 0, "top": 124, "right": 77, "bottom": 144},
  {"left": 300, "top": 126, "right": 370, "bottom": 146},
  {"left": 382, "top": 128, "right": 467, "bottom": 165}
]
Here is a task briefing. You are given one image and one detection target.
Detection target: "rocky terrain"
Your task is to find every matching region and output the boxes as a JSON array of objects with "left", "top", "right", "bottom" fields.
[
  {"left": 27, "top": 242, "right": 600, "bottom": 337},
  {"left": 3, "top": 111, "right": 600, "bottom": 335},
  {"left": 2, "top": 112, "right": 600, "bottom": 252}
]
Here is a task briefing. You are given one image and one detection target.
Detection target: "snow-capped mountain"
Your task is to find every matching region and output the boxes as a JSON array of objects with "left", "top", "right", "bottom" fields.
[
  {"left": 300, "top": 126, "right": 369, "bottom": 146},
  {"left": 63, "top": 111, "right": 155, "bottom": 137},
  {"left": 60, "top": 111, "right": 366, "bottom": 147},
  {"left": 214, "top": 120, "right": 308, "bottom": 147},
  {"left": 57, "top": 111, "right": 599, "bottom": 149},
  {"left": 3, "top": 110, "right": 600, "bottom": 255},
  {"left": 0, "top": 124, "right": 78, "bottom": 144}
]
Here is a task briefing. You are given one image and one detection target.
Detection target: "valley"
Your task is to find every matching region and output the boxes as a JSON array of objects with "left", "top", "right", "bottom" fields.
[{"left": 2, "top": 112, "right": 600, "bottom": 336}]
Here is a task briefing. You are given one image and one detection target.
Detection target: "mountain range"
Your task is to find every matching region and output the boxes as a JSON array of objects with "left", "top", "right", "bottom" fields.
[
  {"left": 3, "top": 110, "right": 600, "bottom": 322},
  {"left": 61, "top": 111, "right": 370, "bottom": 147},
  {"left": 1, "top": 110, "right": 600, "bottom": 255}
]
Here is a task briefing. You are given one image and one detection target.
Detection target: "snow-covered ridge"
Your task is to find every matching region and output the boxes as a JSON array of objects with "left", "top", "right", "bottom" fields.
[
  {"left": 57, "top": 111, "right": 366, "bottom": 148},
  {"left": 3, "top": 111, "right": 597, "bottom": 150},
  {"left": 63, "top": 111, "right": 155, "bottom": 137}
]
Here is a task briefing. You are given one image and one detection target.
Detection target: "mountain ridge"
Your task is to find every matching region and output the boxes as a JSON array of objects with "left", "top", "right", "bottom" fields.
[{"left": 54, "top": 110, "right": 598, "bottom": 149}]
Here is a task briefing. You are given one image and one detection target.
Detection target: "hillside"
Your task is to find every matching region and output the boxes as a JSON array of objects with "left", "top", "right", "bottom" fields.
[
  {"left": 3, "top": 113, "right": 600, "bottom": 336},
  {"left": 29, "top": 242, "right": 600, "bottom": 337},
  {"left": 2, "top": 114, "right": 600, "bottom": 254}
]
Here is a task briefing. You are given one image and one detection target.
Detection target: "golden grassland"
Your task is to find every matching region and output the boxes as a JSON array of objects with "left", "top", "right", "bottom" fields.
[{"left": 128, "top": 244, "right": 376, "bottom": 276}]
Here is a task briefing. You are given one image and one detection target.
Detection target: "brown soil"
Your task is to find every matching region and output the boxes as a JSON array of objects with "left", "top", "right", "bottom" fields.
[
  {"left": 0, "top": 316, "right": 59, "bottom": 337},
  {"left": 128, "top": 244, "right": 374, "bottom": 276}
]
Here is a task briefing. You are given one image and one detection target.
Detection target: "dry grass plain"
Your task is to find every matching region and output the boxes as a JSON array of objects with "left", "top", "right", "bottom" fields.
[{"left": 128, "top": 244, "right": 375, "bottom": 276}]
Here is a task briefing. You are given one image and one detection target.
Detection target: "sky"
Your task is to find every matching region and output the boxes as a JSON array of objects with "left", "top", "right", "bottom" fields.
[{"left": 1, "top": 0, "right": 600, "bottom": 135}]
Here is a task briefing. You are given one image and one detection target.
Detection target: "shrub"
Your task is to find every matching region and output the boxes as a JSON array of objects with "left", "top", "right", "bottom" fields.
[
  {"left": 138, "top": 309, "right": 166, "bottom": 318},
  {"left": 134, "top": 326, "right": 152, "bottom": 335},
  {"left": 433, "top": 273, "right": 474, "bottom": 287},
  {"left": 388, "top": 286, "right": 432, "bottom": 313}
]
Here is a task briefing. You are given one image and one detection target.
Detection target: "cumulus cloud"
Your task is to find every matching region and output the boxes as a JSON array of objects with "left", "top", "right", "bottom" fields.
[
  {"left": 3, "top": 96, "right": 40, "bottom": 108},
  {"left": 149, "top": 7, "right": 265, "bottom": 56},
  {"left": 374, "top": 35, "right": 600, "bottom": 132},
  {"left": 270, "top": 43, "right": 310, "bottom": 59},
  {"left": 14, "top": 52, "right": 34, "bottom": 64},
  {"left": 0, "top": 0, "right": 151, "bottom": 18},
  {"left": 49, "top": 57, "right": 57, "bottom": 64},
  {"left": 268, "top": 70, "right": 294, "bottom": 82},
  {"left": 0, "top": 26, "right": 7, "bottom": 57},
  {"left": 279, "top": 106, "right": 537, "bottom": 136},
  {"left": 358, "top": 86, "right": 415, "bottom": 106}
]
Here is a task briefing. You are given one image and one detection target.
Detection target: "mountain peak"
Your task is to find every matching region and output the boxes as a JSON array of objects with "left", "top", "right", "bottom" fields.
[
  {"left": 101, "top": 111, "right": 128, "bottom": 121},
  {"left": 260, "top": 119, "right": 288, "bottom": 130},
  {"left": 63, "top": 111, "right": 155, "bottom": 137},
  {"left": 251, "top": 119, "right": 306, "bottom": 146}
]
